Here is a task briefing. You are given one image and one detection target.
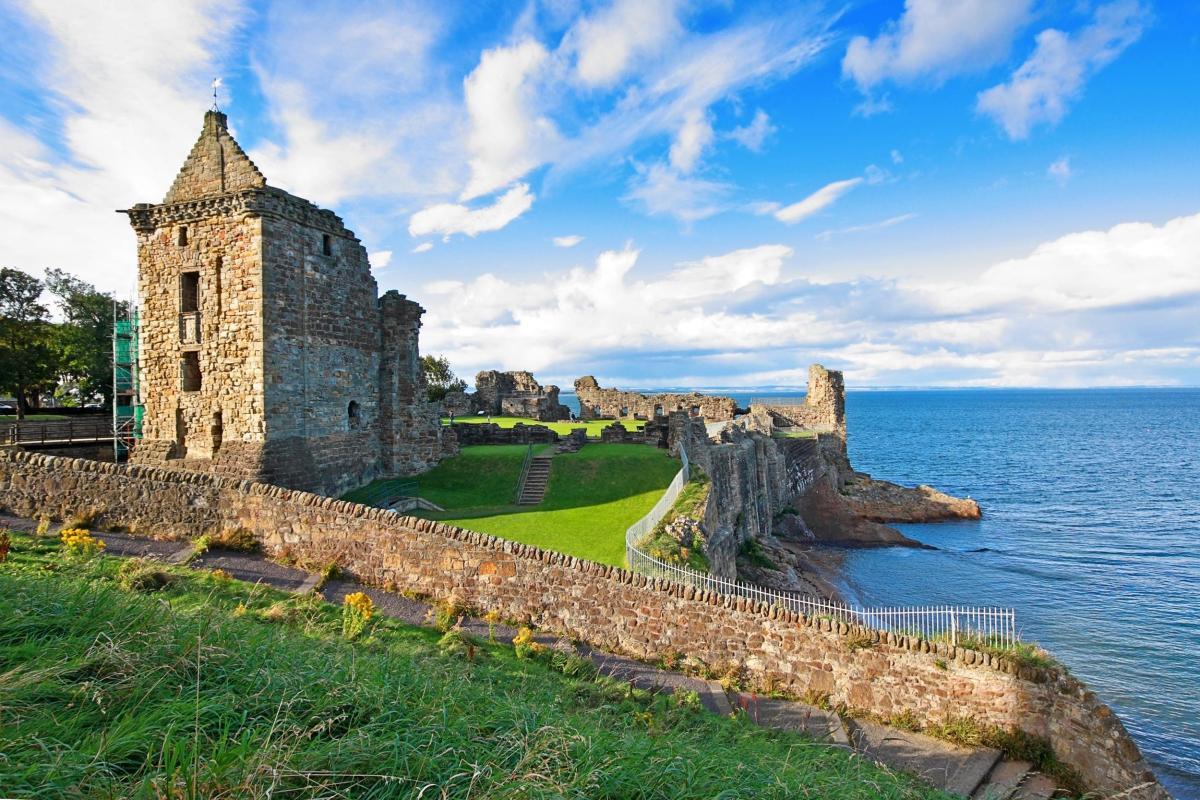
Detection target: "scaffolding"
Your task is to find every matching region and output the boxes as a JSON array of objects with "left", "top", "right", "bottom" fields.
[{"left": 113, "top": 305, "right": 142, "bottom": 460}]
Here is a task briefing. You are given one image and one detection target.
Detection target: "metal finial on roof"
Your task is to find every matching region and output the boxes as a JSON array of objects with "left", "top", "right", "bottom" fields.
[{"left": 211, "top": 77, "right": 222, "bottom": 112}]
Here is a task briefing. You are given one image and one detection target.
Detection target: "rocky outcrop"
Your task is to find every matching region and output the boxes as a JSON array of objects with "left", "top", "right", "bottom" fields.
[{"left": 840, "top": 473, "right": 982, "bottom": 523}]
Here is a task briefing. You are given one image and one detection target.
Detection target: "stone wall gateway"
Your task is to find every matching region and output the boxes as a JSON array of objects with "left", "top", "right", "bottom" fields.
[
  {"left": 0, "top": 449, "right": 1168, "bottom": 800},
  {"left": 574, "top": 377, "right": 739, "bottom": 422}
]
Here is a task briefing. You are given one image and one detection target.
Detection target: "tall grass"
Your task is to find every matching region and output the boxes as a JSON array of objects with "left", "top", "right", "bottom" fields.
[{"left": 0, "top": 535, "right": 951, "bottom": 799}]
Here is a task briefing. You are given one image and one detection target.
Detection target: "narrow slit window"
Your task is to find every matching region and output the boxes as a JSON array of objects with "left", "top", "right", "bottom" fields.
[
  {"left": 177, "top": 226, "right": 188, "bottom": 246},
  {"left": 181, "top": 271, "right": 200, "bottom": 313},
  {"left": 181, "top": 352, "right": 201, "bottom": 392},
  {"left": 322, "top": 234, "right": 333, "bottom": 256}
]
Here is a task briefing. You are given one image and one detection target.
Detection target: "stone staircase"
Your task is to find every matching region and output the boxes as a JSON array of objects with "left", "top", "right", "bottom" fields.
[
  {"left": 516, "top": 455, "right": 553, "bottom": 505},
  {"left": 847, "top": 719, "right": 1057, "bottom": 799}
]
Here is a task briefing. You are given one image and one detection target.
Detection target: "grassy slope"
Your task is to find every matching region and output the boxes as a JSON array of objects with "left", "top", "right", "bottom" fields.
[
  {"left": 343, "top": 445, "right": 541, "bottom": 507},
  {"left": 429, "top": 445, "right": 680, "bottom": 567},
  {"left": 445, "top": 415, "right": 646, "bottom": 437},
  {"left": 0, "top": 534, "right": 947, "bottom": 800}
]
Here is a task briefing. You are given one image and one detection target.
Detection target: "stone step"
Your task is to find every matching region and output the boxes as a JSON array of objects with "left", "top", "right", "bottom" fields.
[
  {"left": 971, "top": 760, "right": 1033, "bottom": 800},
  {"left": 848, "top": 719, "right": 1002, "bottom": 797},
  {"left": 516, "top": 456, "right": 554, "bottom": 505},
  {"left": 946, "top": 748, "right": 1005, "bottom": 798},
  {"left": 1011, "top": 774, "right": 1057, "bottom": 800}
]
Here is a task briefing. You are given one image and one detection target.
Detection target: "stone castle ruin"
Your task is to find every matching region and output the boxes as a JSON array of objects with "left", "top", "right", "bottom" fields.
[
  {"left": 574, "top": 376, "right": 739, "bottom": 421},
  {"left": 453, "top": 370, "right": 570, "bottom": 421},
  {"left": 122, "top": 110, "right": 454, "bottom": 498}
]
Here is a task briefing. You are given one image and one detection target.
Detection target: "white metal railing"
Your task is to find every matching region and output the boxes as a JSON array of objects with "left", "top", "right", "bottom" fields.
[{"left": 625, "top": 446, "right": 1018, "bottom": 648}]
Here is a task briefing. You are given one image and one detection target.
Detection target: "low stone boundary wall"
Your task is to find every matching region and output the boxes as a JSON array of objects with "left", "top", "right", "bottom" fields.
[
  {"left": 449, "top": 422, "right": 560, "bottom": 445},
  {"left": 0, "top": 450, "right": 1167, "bottom": 798}
]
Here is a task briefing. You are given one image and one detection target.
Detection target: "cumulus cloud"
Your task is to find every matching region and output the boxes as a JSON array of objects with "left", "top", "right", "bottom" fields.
[
  {"left": 774, "top": 178, "right": 863, "bottom": 224},
  {"left": 728, "top": 109, "right": 776, "bottom": 152},
  {"left": 409, "top": 183, "right": 535, "bottom": 239},
  {"left": 920, "top": 212, "right": 1200, "bottom": 314},
  {"left": 418, "top": 243, "right": 821, "bottom": 376},
  {"left": 977, "top": 1, "right": 1147, "bottom": 139},
  {"left": 553, "top": 235, "right": 584, "bottom": 248},
  {"left": 461, "top": 39, "right": 558, "bottom": 200},
  {"left": 418, "top": 212, "right": 1200, "bottom": 388},
  {"left": 843, "top": 0, "right": 1033, "bottom": 92},
  {"left": 371, "top": 249, "right": 394, "bottom": 268}
]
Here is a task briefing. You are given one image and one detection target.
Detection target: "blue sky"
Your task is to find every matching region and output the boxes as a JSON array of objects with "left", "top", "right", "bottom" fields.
[{"left": 2, "top": 0, "right": 1198, "bottom": 389}]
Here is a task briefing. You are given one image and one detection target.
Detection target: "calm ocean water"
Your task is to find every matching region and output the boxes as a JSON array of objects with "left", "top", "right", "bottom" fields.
[{"left": 563, "top": 388, "right": 1200, "bottom": 797}]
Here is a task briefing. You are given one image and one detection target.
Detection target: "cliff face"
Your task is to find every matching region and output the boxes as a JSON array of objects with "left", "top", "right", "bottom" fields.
[{"left": 668, "top": 365, "right": 981, "bottom": 582}]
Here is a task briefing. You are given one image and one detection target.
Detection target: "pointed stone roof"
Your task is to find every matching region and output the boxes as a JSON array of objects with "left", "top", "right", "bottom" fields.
[{"left": 162, "top": 110, "right": 266, "bottom": 204}]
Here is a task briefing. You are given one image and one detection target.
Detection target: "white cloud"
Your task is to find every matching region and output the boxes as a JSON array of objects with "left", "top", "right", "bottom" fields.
[
  {"left": 411, "top": 243, "right": 433, "bottom": 254},
  {"left": 568, "top": 0, "right": 682, "bottom": 88},
  {"left": 843, "top": 0, "right": 1033, "bottom": 91},
  {"left": 668, "top": 109, "right": 713, "bottom": 173},
  {"left": 890, "top": 149, "right": 904, "bottom": 164},
  {"left": 418, "top": 243, "right": 820, "bottom": 375},
  {"left": 461, "top": 39, "right": 558, "bottom": 201},
  {"left": 919, "top": 212, "right": 1200, "bottom": 313},
  {"left": 977, "top": 1, "right": 1147, "bottom": 140},
  {"left": 1048, "top": 156, "right": 1072, "bottom": 184},
  {"left": 248, "top": 1, "right": 462, "bottom": 206},
  {"left": 625, "top": 162, "right": 730, "bottom": 223},
  {"left": 816, "top": 212, "right": 917, "bottom": 241},
  {"left": 728, "top": 109, "right": 776, "bottom": 152},
  {"left": 0, "top": 0, "right": 244, "bottom": 295},
  {"left": 553, "top": 235, "right": 584, "bottom": 248},
  {"left": 417, "top": 212, "right": 1200, "bottom": 388},
  {"left": 774, "top": 178, "right": 863, "bottom": 224},
  {"left": 409, "top": 183, "right": 535, "bottom": 239},
  {"left": 371, "top": 249, "right": 394, "bottom": 268}
]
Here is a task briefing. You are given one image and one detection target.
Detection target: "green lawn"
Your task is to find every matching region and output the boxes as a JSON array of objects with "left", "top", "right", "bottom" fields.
[
  {"left": 0, "top": 413, "right": 71, "bottom": 421},
  {"left": 0, "top": 533, "right": 947, "bottom": 800},
  {"left": 445, "top": 415, "right": 646, "bottom": 438},
  {"left": 430, "top": 445, "right": 681, "bottom": 566},
  {"left": 346, "top": 444, "right": 680, "bottom": 567}
]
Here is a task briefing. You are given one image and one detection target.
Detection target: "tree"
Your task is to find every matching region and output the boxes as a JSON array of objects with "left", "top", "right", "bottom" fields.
[
  {"left": 0, "top": 268, "right": 59, "bottom": 419},
  {"left": 420, "top": 354, "right": 467, "bottom": 402},
  {"left": 44, "top": 268, "right": 128, "bottom": 408}
]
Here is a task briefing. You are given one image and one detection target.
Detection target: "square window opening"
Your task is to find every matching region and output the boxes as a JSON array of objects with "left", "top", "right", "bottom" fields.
[
  {"left": 177, "top": 226, "right": 188, "bottom": 246},
  {"left": 322, "top": 234, "right": 333, "bottom": 256}
]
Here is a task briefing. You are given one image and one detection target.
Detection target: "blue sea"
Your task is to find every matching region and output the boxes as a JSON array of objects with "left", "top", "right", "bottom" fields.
[{"left": 563, "top": 388, "right": 1200, "bottom": 798}]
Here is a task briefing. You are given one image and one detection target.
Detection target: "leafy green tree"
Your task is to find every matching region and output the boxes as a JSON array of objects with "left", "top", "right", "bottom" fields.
[
  {"left": 0, "top": 268, "right": 59, "bottom": 418},
  {"left": 44, "top": 268, "right": 128, "bottom": 408},
  {"left": 421, "top": 354, "right": 467, "bottom": 402}
]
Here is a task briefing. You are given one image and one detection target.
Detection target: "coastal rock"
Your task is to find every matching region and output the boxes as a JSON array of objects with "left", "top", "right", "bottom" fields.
[{"left": 839, "top": 472, "right": 982, "bottom": 523}]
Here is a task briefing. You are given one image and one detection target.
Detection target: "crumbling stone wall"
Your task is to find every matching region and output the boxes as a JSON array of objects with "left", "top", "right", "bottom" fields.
[
  {"left": 0, "top": 448, "right": 1168, "bottom": 800},
  {"left": 471, "top": 371, "right": 570, "bottom": 421},
  {"left": 574, "top": 377, "right": 738, "bottom": 421},
  {"left": 124, "top": 110, "right": 452, "bottom": 498}
]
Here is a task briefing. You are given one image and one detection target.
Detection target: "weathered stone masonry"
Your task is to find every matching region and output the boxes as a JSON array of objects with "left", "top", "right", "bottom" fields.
[
  {"left": 574, "top": 376, "right": 738, "bottom": 421},
  {"left": 0, "top": 449, "right": 1167, "bottom": 799},
  {"left": 123, "top": 111, "right": 453, "bottom": 497}
]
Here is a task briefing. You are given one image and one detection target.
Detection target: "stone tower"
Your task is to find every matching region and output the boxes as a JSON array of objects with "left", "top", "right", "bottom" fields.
[{"left": 123, "top": 110, "right": 453, "bottom": 497}]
